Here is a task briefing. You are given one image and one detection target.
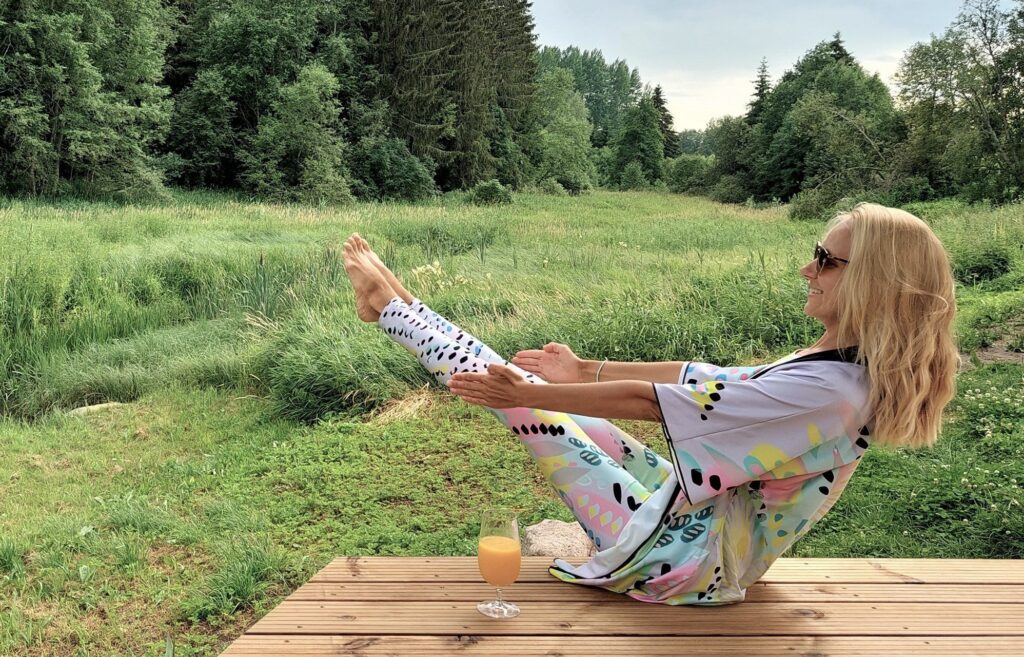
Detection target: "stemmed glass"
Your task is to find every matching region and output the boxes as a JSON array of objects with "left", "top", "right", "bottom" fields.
[{"left": 476, "top": 509, "right": 522, "bottom": 618}]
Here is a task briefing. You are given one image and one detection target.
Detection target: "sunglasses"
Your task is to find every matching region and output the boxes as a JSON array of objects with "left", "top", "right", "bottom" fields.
[{"left": 814, "top": 241, "right": 850, "bottom": 273}]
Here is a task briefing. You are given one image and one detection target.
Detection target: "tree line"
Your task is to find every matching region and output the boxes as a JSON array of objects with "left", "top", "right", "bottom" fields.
[
  {"left": 1, "top": 0, "right": 1021, "bottom": 211},
  {"left": 672, "top": 0, "right": 1023, "bottom": 216}
]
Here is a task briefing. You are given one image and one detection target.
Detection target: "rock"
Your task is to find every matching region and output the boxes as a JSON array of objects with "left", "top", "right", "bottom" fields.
[{"left": 521, "top": 519, "right": 597, "bottom": 559}]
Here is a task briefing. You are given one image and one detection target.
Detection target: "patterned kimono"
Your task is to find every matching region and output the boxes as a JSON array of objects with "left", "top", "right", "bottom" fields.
[{"left": 548, "top": 347, "right": 873, "bottom": 605}]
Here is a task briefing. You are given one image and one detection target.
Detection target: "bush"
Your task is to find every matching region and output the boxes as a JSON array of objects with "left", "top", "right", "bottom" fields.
[
  {"left": 618, "top": 161, "right": 648, "bottom": 190},
  {"left": 788, "top": 186, "right": 844, "bottom": 220},
  {"left": 468, "top": 179, "right": 513, "bottom": 205},
  {"left": 536, "top": 178, "right": 568, "bottom": 196},
  {"left": 666, "top": 154, "right": 712, "bottom": 194},
  {"left": 709, "top": 174, "right": 748, "bottom": 204},
  {"left": 888, "top": 175, "right": 936, "bottom": 205},
  {"left": 348, "top": 136, "right": 436, "bottom": 202},
  {"left": 950, "top": 243, "right": 1015, "bottom": 284}
]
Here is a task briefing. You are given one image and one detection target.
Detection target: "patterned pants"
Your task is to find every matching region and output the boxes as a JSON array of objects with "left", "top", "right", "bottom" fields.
[{"left": 378, "top": 296, "right": 673, "bottom": 550}]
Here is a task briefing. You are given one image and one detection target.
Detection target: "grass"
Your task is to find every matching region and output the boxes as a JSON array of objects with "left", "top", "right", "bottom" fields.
[{"left": 0, "top": 190, "right": 1021, "bottom": 655}]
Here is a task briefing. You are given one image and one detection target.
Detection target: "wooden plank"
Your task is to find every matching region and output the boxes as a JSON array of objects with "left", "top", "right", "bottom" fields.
[
  {"left": 220, "top": 635, "right": 1023, "bottom": 656},
  {"left": 246, "top": 601, "right": 1024, "bottom": 636},
  {"left": 310, "top": 557, "right": 1024, "bottom": 584},
  {"left": 287, "top": 581, "right": 1024, "bottom": 603}
]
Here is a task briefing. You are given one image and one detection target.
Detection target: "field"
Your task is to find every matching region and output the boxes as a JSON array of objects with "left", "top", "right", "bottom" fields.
[{"left": 1, "top": 191, "right": 1022, "bottom": 656}]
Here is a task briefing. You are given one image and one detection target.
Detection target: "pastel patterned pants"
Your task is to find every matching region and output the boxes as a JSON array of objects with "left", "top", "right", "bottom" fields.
[{"left": 378, "top": 296, "right": 672, "bottom": 550}]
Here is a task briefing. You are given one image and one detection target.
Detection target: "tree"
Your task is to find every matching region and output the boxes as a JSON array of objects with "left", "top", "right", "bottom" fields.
[
  {"left": 164, "top": 0, "right": 378, "bottom": 192},
  {"left": 238, "top": 63, "right": 353, "bottom": 203},
  {"left": 537, "top": 46, "right": 643, "bottom": 148},
  {"left": 611, "top": 95, "right": 665, "bottom": 184},
  {"left": 746, "top": 58, "right": 772, "bottom": 125},
  {"left": 750, "top": 37, "right": 902, "bottom": 200},
  {"left": 895, "top": 0, "right": 1024, "bottom": 200},
  {"left": 677, "top": 129, "right": 707, "bottom": 155},
  {"left": 703, "top": 115, "right": 753, "bottom": 196},
  {"left": 0, "top": 0, "right": 173, "bottom": 198},
  {"left": 534, "top": 68, "right": 597, "bottom": 193},
  {"left": 651, "top": 85, "right": 679, "bottom": 158}
]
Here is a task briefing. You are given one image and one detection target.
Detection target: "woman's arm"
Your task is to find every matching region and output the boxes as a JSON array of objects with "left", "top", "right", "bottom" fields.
[
  {"left": 447, "top": 364, "right": 664, "bottom": 422},
  {"left": 521, "top": 380, "right": 663, "bottom": 421},
  {"left": 512, "top": 342, "right": 686, "bottom": 385},
  {"left": 578, "top": 359, "right": 685, "bottom": 384}
]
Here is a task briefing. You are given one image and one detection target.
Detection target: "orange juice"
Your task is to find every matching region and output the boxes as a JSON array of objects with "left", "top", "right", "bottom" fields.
[{"left": 477, "top": 535, "right": 521, "bottom": 587}]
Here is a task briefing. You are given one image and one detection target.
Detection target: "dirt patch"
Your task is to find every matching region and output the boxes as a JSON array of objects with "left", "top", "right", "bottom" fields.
[
  {"left": 367, "top": 387, "right": 439, "bottom": 425},
  {"left": 960, "top": 326, "right": 1024, "bottom": 371}
]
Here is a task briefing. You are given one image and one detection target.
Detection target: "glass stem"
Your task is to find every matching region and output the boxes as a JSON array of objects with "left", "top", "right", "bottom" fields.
[{"left": 495, "top": 587, "right": 503, "bottom": 604}]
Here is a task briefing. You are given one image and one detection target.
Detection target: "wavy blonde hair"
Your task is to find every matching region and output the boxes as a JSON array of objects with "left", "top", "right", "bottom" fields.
[{"left": 826, "top": 203, "right": 959, "bottom": 449}]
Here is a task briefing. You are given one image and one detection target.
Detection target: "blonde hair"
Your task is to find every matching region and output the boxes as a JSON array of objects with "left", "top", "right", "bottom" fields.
[{"left": 826, "top": 203, "right": 959, "bottom": 450}]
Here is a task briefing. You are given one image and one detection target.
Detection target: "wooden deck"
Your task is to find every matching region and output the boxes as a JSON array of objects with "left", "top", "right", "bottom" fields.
[{"left": 221, "top": 556, "right": 1024, "bottom": 656}]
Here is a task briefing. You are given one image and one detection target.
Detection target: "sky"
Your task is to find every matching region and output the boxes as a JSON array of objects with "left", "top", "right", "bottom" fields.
[{"left": 531, "top": 0, "right": 985, "bottom": 130}]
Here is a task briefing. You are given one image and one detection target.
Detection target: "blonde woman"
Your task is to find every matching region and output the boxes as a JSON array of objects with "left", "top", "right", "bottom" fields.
[{"left": 341, "top": 202, "right": 958, "bottom": 605}]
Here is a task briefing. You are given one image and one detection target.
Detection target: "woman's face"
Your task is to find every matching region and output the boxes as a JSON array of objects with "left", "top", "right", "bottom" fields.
[{"left": 799, "top": 220, "right": 852, "bottom": 326}]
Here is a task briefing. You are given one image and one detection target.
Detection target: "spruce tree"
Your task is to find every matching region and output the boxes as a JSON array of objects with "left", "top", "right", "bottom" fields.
[
  {"left": 611, "top": 94, "right": 665, "bottom": 184},
  {"left": 746, "top": 58, "right": 771, "bottom": 125},
  {"left": 651, "top": 85, "right": 679, "bottom": 158}
]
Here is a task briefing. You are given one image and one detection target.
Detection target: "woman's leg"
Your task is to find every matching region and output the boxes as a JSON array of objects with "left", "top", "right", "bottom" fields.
[
  {"left": 405, "top": 296, "right": 672, "bottom": 493},
  {"left": 378, "top": 295, "right": 653, "bottom": 550},
  {"left": 348, "top": 234, "right": 675, "bottom": 487}
]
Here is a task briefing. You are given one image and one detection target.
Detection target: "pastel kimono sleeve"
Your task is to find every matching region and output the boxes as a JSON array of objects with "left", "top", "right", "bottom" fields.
[
  {"left": 678, "top": 361, "right": 761, "bottom": 385},
  {"left": 652, "top": 369, "right": 849, "bottom": 506}
]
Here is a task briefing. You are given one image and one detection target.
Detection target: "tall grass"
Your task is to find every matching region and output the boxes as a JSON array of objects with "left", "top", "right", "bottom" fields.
[{"left": 1, "top": 191, "right": 1021, "bottom": 422}]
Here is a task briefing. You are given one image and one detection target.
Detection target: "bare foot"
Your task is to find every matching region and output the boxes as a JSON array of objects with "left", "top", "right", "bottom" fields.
[
  {"left": 352, "top": 233, "right": 415, "bottom": 305},
  {"left": 343, "top": 237, "right": 398, "bottom": 322}
]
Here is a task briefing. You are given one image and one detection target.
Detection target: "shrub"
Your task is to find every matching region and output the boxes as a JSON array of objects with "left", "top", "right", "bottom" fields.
[
  {"left": 348, "top": 136, "right": 436, "bottom": 202},
  {"left": 468, "top": 179, "right": 512, "bottom": 206},
  {"left": 666, "top": 154, "right": 712, "bottom": 194},
  {"left": 888, "top": 175, "right": 936, "bottom": 205},
  {"left": 709, "top": 174, "right": 748, "bottom": 204},
  {"left": 950, "top": 243, "right": 1015, "bottom": 284},
  {"left": 788, "top": 186, "right": 843, "bottom": 220},
  {"left": 536, "top": 178, "right": 568, "bottom": 196},
  {"left": 618, "top": 161, "right": 648, "bottom": 191}
]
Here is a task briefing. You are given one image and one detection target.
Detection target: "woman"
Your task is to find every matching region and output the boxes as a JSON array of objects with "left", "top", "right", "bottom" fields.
[{"left": 341, "top": 202, "right": 959, "bottom": 605}]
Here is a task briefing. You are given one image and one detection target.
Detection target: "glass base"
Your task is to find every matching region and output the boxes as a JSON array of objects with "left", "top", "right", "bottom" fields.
[{"left": 477, "top": 599, "right": 520, "bottom": 618}]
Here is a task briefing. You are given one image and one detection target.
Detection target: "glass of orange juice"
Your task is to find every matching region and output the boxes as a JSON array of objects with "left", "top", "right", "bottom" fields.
[{"left": 476, "top": 509, "right": 521, "bottom": 618}]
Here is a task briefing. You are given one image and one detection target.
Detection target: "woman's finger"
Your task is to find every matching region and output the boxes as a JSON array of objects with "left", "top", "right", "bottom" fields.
[
  {"left": 514, "top": 350, "right": 545, "bottom": 359},
  {"left": 453, "top": 381, "right": 489, "bottom": 394},
  {"left": 452, "top": 372, "right": 488, "bottom": 384}
]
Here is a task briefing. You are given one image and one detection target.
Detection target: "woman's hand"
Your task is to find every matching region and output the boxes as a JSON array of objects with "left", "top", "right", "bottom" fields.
[
  {"left": 511, "top": 342, "right": 581, "bottom": 383},
  {"left": 447, "top": 363, "right": 527, "bottom": 409}
]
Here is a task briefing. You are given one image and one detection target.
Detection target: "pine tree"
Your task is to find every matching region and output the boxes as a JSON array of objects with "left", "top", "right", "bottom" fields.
[
  {"left": 746, "top": 57, "right": 771, "bottom": 124},
  {"left": 651, "top": 85, "right": 678, "bottom": 158},
  {"left": 611, "top": 94, "right": 665, "bottom": 183},
  {"left": 827, "top": 31, "right": 853, "bottom": 64}
]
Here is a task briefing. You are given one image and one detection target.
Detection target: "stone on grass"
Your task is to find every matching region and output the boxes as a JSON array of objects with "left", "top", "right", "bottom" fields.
[{"left": 522, "top": 519, "right": 597, "bottom": 559}]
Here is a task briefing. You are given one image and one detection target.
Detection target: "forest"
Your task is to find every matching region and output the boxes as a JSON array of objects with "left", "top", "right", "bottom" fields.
[{"left": 1, "top": 0, "right": 1022, "bottom": 213}]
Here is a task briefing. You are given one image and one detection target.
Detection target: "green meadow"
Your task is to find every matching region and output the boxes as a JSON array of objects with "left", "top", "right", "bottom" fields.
[{"left": 1, "top": 191, "right": 1022, "bottom": 656}]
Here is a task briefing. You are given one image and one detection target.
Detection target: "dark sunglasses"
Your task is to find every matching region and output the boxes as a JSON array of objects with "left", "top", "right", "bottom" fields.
[{"left": 814, "top": 241, "right": 850, "bottom": 273}]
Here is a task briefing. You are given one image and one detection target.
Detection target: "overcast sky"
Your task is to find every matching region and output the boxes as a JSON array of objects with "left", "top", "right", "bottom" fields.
[{"left": 531, "top": 1, "right": 987, "bottom": 130}]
